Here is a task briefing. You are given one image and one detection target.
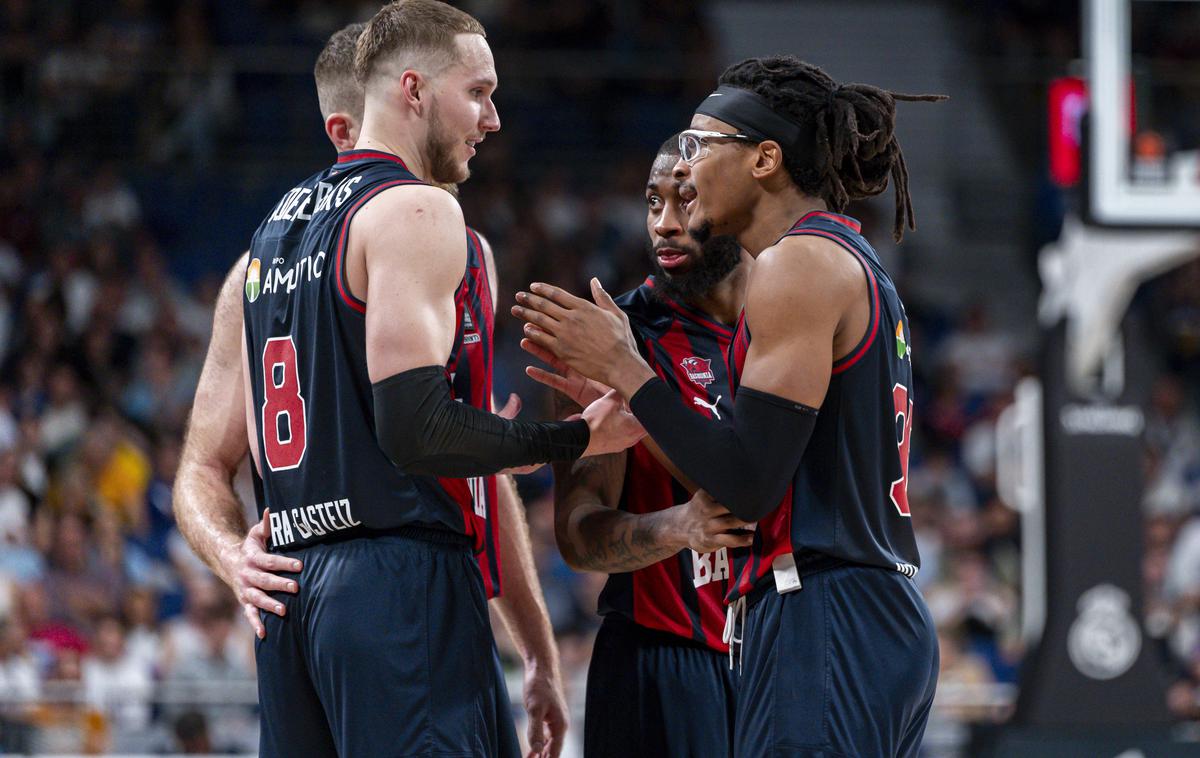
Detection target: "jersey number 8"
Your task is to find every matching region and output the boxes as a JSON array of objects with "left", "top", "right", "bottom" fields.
[{"left": 261, "top": 336, "right": 308, "bottom": 471}]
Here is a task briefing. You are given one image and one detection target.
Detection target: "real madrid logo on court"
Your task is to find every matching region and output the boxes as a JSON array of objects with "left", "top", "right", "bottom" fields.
[
  {"left": 1067, "top": 584, "right": 1142, "bottom": 681},
  {"left": 246, "top": 258, "right": 262, "bottom": 302}
]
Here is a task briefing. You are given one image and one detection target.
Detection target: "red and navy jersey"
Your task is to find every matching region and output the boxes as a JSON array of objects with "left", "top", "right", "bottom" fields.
[
  {"left": 452, "top": 227, "right": 502, "bottom": 598},
  {"left": 243, "top": 149, "right": 483, "bottom": 552},
  {"left": 727, "top": 210, "right": 920, "bottom": 601},
  {"left": 597, "top": 277, "right": 739, "bottom": 652}
]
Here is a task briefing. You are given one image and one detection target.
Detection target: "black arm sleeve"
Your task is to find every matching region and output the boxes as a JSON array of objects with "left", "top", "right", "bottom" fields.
[
  {"left": 628, "top": 378, "right": 817, "bottom": 522},
  {"left": 373, "top": 366, "right": 589, "bottom": 477}
]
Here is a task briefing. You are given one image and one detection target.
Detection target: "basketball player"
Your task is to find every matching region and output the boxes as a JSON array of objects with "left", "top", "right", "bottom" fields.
[
  {"left": 188, "top": 5, "right": 641, "bottom": 753},
  {"left": 536, "top": 135, "right": 753, "bottom": 756},
  {"left": 513, "top": 57, "right": 943, "bottom": 757},
  {"left": 308, "top": 30, "right": 565, "bottom": 719},
  {"left": 177, "top": 21, "right": 571, "bottom": 757}
]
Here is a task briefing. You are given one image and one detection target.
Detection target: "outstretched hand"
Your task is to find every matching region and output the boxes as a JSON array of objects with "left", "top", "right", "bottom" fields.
[
  {"left": 521, "top": 338, "right": 609, "bottom": 410},
  {"left": 512, "top": 279, "right": 656, "bottom": 399},
  {"left": 580, "top": 389, "right": 645, "bottom": 457}
]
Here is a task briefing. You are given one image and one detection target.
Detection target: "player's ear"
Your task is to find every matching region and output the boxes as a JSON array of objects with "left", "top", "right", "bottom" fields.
[
  {"left": 400, "top": 70, "right": 425, "bottom": 113},
  {"left": 325, "top": 113, "right": 356, "bottom": 152},
  {"left": 750, "top": 140, "right": 786, "bottom": 183}
]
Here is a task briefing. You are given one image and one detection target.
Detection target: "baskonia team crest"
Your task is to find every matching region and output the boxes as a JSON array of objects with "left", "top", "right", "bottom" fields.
[
  {"left": 246, "top": 258, "right": 262, "bottom": 302},
  {"left": 680, "top": 356, "right": 715, "bottom": 387}
]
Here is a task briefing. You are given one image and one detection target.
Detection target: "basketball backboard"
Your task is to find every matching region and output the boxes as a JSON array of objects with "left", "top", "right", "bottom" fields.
[{"left": 1086, "top": 0, "right": 1200, "bottom": 228}]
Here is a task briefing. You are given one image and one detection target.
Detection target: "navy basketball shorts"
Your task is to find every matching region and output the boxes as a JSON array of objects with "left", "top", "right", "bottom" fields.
[
  {"left": 734, "top": 566, "right": 939, "bottom": 758},
  {"left": 585, "top": 613, "right": 736, "bottom": 757},
  {"left": 254, "top": 527, "right": 520, "bottom": 758}
]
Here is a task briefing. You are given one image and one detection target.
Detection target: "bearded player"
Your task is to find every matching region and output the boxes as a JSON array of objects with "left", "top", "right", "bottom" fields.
[
  {"left": 530, "top": 135, "right": 751, "bottom": 755},
  {"left": 514, "top": 57, "right": 944, "bottom": 757}
]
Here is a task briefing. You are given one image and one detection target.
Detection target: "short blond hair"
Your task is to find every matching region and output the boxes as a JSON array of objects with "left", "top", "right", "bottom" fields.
[
  {"left": 314, "top": 22, "right": 367, "bottom": 121},
  {"left": 354, "top": 0, "right": 485, "bottom": 86}
]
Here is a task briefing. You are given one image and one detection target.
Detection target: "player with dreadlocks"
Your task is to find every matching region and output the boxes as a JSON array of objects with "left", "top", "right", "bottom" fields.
[{"left": 513, "top": 56, "right": 945, "bottom": 757}]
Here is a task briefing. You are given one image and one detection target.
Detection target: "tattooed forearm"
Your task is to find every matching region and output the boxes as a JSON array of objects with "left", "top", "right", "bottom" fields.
[
  {"left": 552, "top": 404, "right": 682, "bottom": 573},
  {"left": 569, "top": 506, "right": 680, "bottom": 573},
  {"left": 554, "top": 453, "right": 682, "bottom": 572}
]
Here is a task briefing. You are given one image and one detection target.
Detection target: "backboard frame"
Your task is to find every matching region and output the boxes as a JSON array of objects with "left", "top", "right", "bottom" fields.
[{"left": 1085, "top": 0, "right": 1200, "bottom": 228}]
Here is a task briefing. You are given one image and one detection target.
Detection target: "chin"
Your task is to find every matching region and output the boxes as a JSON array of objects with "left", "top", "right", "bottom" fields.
[
  {"left": 450, "top": 154, "right": 471, "bottom": 182},
  {"left": 432, "top": 164, "right": 470, "bottom": 186}
]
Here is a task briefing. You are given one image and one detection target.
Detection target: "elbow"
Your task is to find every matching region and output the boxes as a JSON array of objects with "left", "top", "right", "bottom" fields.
[
  {"left": 553, "top": 520, "right": 587, "bottom": 572},
  {"left": 373, "top": 373, "right": 444, "bottom": 474},
  {"left": 379, "top": 449, "right": 424, "bottom": 477},
  {"left": 558, "top": 546, "right": 589, "bottom": 573},
  {"left": 375, "top": 424, "right": 427, "bottom": 474}
]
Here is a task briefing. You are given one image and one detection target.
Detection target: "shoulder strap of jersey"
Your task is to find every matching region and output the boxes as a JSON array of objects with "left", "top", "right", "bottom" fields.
[
  {"left": 328, "top": 158, "right": 429, "bottom": 315},
  {"left": 776, "top": 215, "right": 881, "bottom": 375}
]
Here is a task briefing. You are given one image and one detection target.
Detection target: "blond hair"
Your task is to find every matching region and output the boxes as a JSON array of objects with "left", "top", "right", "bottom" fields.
[
  {"left": 354, "top": 0, "right": 485, "bottom": 86},
  {"left": 314, "top": 22, "right": 367, "bottom": 121}
]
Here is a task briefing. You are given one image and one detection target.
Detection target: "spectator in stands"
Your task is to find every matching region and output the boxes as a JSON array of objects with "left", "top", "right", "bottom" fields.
[
  {"left": 18, "top": 581, "right": 87, "bottom": 668},
  {"left": 81, "top": 613, "right": 153, "bottom": 746},
  {"left": 172, "top": 709, "right": 213, "bottom": 754},
  {"left": 0, "top": 616, "right": 40, "bottom": 709},
  {"left": 937, "top": 304, "right": 1019, "bottom": 405},
  {"left": 42, "top": 514, "right": 122, "bottom": 630}
]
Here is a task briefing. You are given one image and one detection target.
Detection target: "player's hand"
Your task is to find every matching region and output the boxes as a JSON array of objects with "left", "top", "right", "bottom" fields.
[
  {"left": 521, "top": 338, "right": 610, "bottom": 409},
  {"left": 496, "top": 392, "right": 522, "bottom": 420},
  {"left": 523, "top": 664, "right": 568, "bottom": 758},
  {"left": 513, "top": 279, "right": 655, "bottom": 399},
  {"left": 671, "top": 490, "right": 755, "bottom": 554},
  {"left": 220, "top": 508, "right": 302, "bottom": 639},
  {"left": 580, "top": 389, "right": 645, "bottom": 457},
  {"left": 495, "top": 393, "right": 544, "bottom": 476}
]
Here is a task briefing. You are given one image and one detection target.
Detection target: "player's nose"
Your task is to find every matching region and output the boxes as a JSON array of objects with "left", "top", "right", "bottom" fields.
[
  {"left": 481, "top": 98, "right": 500, "bottom": 133},
  {"left": 672, "top": 158, "right": 691, "bottom": 181},
  {"left": 654, "top": 209, "right": 683, "bottom": 238}
]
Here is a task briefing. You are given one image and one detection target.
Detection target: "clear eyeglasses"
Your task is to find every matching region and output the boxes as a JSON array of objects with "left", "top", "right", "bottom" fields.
[{"left": 678, "top": 129, "right": 759, "bottom": 165}]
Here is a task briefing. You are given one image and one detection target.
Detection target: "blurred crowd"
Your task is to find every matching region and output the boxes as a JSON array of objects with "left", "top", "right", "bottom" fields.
[
  {"left": 1140, "top": 258, "right": 1200, "bottom": 721},
  {"left": 0, "top": 0, "right": 1195, "bottom": 755}
]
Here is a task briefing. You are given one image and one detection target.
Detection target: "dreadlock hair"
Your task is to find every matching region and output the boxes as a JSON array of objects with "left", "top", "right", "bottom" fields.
[{"left": 717, "top": 56, "right": 946, "bottom": 242}]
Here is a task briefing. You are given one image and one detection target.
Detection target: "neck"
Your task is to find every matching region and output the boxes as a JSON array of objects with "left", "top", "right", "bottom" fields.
[
  {"left": 355, "top": 108, "right": 429, "bottom": 180},
  {"left": 684, "top": 254, "right": 753, "bottom": 325},
  {"left": 739, "top": 186, "right": 826, "bottom": 256}
]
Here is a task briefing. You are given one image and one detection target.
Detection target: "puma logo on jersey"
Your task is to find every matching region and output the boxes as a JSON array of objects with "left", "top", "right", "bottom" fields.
[
  {"left": 692, "top": 547, "right": 730, "bottom": 588},
  {"left": 693, "top": 395, "right": 722, "bottom": 420}
]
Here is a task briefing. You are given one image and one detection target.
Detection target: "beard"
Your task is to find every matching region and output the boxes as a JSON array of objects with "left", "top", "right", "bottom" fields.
[
  {"left": 689, "top": 219, "right": 713, "bottom": 244},
  {"left": 426, "top": 101, "right": 469, "bottom": 185},
  {"left": 649, "top": 233, "right": 742, "bottom": 303}
]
